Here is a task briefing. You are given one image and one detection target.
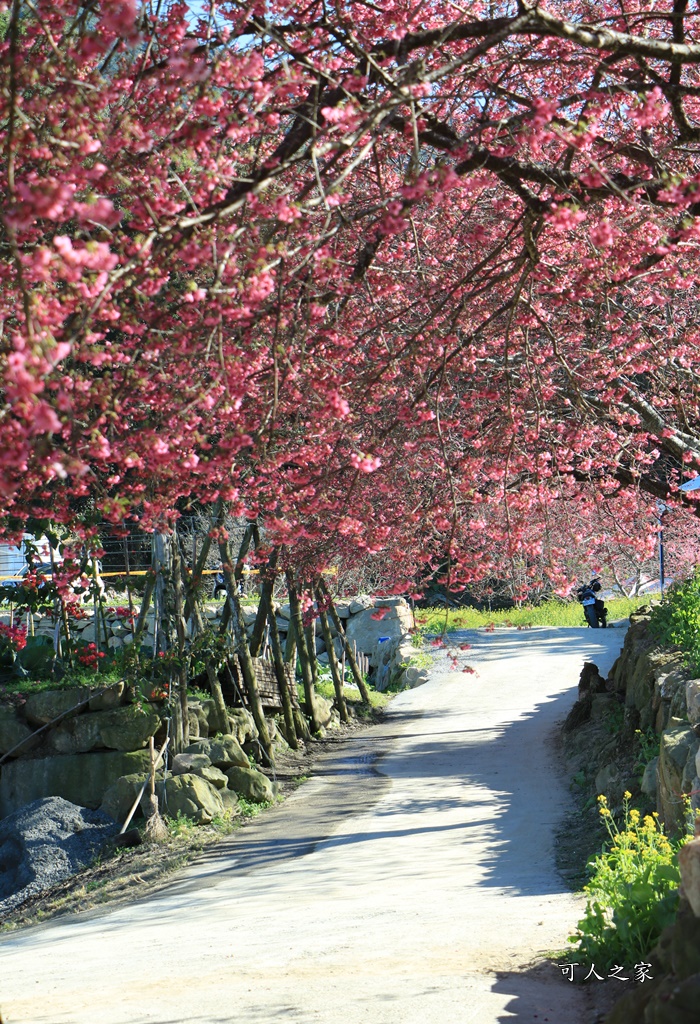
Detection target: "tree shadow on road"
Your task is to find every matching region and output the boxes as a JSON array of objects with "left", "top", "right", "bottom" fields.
[{"left": 490, "top": 960, "right": 621, "bottom": 1022}]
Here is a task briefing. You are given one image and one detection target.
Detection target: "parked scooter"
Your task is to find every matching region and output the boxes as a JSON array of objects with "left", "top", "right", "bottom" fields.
[{"left": 576, "top": 576, "right": 607, "bottom": 628}]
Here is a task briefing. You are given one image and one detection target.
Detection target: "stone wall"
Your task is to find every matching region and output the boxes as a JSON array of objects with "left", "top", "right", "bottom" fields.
[
  {"left": 0, "top": 593, "right": 417, "bottom": 671},
  {"left": 236, "top": 593, "right": 422, "bottom": 691},
  {"left": 0, "top": 683, "right": 162, "bottom": 818},
  {"left": 0, "top": 594, "right": 422, "bottom": 824},
  {"left": 605, "top": 611, "right": 700, "bottom": 835},
  {"left": 566, "top": 612, "right": 700, "bottom": 1024},
  {"left": 0, "top": 682, "right": 269, "bottom": 822}
]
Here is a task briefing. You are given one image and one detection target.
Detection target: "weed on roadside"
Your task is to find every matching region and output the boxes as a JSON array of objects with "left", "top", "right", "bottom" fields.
[
  {"left": 238, "top": 798, "right": 273, "bottom": 818},
  {"left": 567, "top": 793, "right": 688, "bottom": 972}
]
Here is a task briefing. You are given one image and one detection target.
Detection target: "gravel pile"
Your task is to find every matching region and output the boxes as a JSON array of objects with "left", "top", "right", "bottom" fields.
[{"left": 0, "top": 796, "right": 118, "bottom": 917}]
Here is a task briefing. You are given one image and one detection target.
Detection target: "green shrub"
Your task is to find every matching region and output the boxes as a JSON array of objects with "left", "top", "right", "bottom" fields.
[
  {"left": 568, "top": 793, "right": 686, "bottom": 971},
  {"left": 649, "top": 570, "right": 700, "bottom": 672}
]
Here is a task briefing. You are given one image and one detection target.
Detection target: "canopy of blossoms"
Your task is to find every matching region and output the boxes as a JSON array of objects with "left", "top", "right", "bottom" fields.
[{"left": 2, "top": 1, "right": 700, "bottom": 593}]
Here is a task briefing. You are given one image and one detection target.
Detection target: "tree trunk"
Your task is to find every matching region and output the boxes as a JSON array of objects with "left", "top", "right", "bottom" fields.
[
  {"left": 304, "top": 616, "right": 318, "bottom": 688},
  {"left": 133, "top": 570, "right": 155, "bottom": 649},
  {"left": 178, "top": 534, "right": 231, "bottom": 736},
  {"left": 286, "top": 572, "right": 321, "bottom": 733},
  {"left": 218, "top": 523, "right": 254, "bottom": 637},
  {"left": 249, "top": 575, "right": 273, "bottom": 657},
  {"left": 183, "top": 498, "right": 224, "bottom": 622},
  {"left": 319, "top": 579, "right": 371, "bottom": 705},
  {"left": 189, "top": 595, "right": 231, "bottom": 736},
  {"left": 265, "top": 593, "right": 298, "bottom": 749},
  {"left": 171, "top": 532, "right": 190, "bottom": 750},
  {"left": 218, "top": 536, "right": 273, "bottom": 765},
  {"left": 154, "top": 531, "right": 187, "bottom": 752},
  {"left": 316, "top": 589, "right": 348, "bottom": 723},
  {"left": 284, "top": 617, "right": 297, "bottom": 663}
]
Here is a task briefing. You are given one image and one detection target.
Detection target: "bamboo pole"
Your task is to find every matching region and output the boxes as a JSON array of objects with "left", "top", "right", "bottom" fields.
[
  {"left": 265, "top": 595, "right": 299, "bottom": 749},
  {"left": 183, "top": 499, "right": 224, "bottom": 621},
  {"left": 171, "top": 528, "right": 190, "bottom": 750},
  {"left": 189, "top": 593, "right": 231, "bottom": 735},
  {"left": 218, "top": 536, "right": 273, "bottom": 765},
  {"left": 316, "top": 588, "right": 348, "bottom": 723},
  {"left": 286, "top": 573, "right": 321, "bottom": 733}
]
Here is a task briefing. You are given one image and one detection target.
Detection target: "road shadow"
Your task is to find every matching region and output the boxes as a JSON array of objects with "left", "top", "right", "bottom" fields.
[
  {"left": 1, "top": 629, "right": 627, "bottom": 940},
  {"left": 491, "top": 960, "right": 621, "bottom": 1022}
]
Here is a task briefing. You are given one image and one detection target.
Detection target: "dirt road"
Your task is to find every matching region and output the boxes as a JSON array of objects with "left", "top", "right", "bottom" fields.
[{"left": 0, "top": 626, "right": 626, "bottom": 1024}]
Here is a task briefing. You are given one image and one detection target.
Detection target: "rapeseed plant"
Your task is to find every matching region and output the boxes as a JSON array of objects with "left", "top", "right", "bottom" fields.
[{"left": 569, "top": 792, "right": 686, "bottom": 971}]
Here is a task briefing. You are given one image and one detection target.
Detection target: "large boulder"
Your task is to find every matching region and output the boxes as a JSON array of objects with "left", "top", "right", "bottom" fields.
[
  {"left": 191, "top": 765, "right": 229, "bottom": 790},
  {"left": 172, "top": 752, "right": 212, "bottom": 775},
  {"left": 225, "top": 765, "right": 275, "bottom": 803},
  {"left": 157, "top": 773, "right": 224, "bottom": 824},
  {"left": 23, "top": 687, "right": 92, "bottom": 726},
  {"left": 310, "top": 694, "right": 333, "bottom": 730},
  {"left": 401, "top": 665, "right": 430, "bottom": 689},
  {"left": 344, "top": 598, "right": 413, "bottom": 654},
  {"left": 87, "top": 682, "right": 127, "bottom": 712},
  {"left": 209, "top": 735, "right": 249, "bottom": 769},
  {"left": 219, "top": 789, "right": 241, "bottom": 815},
  {"left": 641, "top": 756, "right": 659, "bottom": 798},
  {"left": 658, "top": 720, "right": 699, "bottom": 833},
  {"left": 0, "top": 796, "right": 118, "bottom": 916},
  {"left": 679, "top": 837, "right": 700, "bottom": 919},
  {"left": 96, "top": 705, "right": 161, "bottom": 751},
  {"left": 47, "top": 704, "right": 161, "bottom": 754},
  {"left": 187, "top": 700, "right": 210, "bottom": 738},
  {"left": 228, "top": 708, "right": 257, "bottom": 746},
  {"left": 642, "top": 974, "right": 700, "bottom": 1024},
  {"left": 0, "top": 749, "right": 152, "bottom": 818},
  {"left": 187, "top": 708, "right": 201, "bottom": 740},
  {"left": 0, "top": 707, "right": 39, "bottom": 757},
  {"left": 686, "top": 680, "right": 700, "bottom": 732},
  {"left": 594, "top": 762, "right": 626, "bottom": 807},
  {"left": 100, "top": 772, "right": 151, "bottom": 823},
  {"left": 185, "top": 735, "right": 249, "bottom": 770}
]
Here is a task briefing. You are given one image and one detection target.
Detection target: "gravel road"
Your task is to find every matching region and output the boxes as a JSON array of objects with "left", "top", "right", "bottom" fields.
[{"left": 0, "top": 626, "right": 626, "bottom": 1024}]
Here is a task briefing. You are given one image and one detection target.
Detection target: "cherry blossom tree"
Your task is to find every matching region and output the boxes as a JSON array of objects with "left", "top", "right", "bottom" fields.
[{"left": 3, "top": 0, "right": 700, "bottom": 596}]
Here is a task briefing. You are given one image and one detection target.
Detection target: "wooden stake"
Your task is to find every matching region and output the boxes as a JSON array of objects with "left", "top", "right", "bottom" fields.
[{"left": 120, "top": 737, "right": 170, "bottom": 834}]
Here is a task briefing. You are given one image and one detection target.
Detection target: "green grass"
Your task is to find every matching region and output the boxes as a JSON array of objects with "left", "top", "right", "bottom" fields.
[
  {"left": 238, "top": 797, "right": 274, "bottom": 818},
  {"left": 0, "top": 660, "right": 124, "bottom": 697},
  {"left": 166, "top": 809, "right": 242, "bottom": 836},
  {"left": 312, "top": 671, "right": 390, "bottom": 712},
  {"left": 416, "top": 596, "right": 650, "bottom": 634}
]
